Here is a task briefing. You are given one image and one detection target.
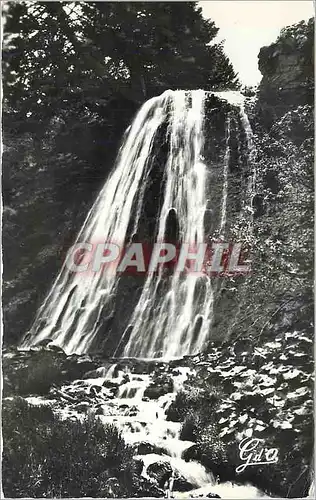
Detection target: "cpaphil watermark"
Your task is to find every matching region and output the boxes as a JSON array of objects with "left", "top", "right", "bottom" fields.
[
  {"left": 64, "top": 241, "right": 251, "bottom": 277},
  {"left": 236, "top": 437, "right": 279, "bottom": 473}
]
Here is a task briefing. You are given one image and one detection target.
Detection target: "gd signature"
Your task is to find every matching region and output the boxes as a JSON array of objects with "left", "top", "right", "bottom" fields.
[{"left": 236, "top": 437, "right": 279, "bottom": 473}]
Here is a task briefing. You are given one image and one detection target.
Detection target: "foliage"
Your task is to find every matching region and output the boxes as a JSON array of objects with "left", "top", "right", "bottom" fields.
[
  {"left": 178, "top": 328, "right": 313, "bottom": 497},
  {"left": 3, "top": 2, "right": 238, "bottom": 112},
  {"left": 167, "top": 386, "right": 220, "bottom": 424},
  {"left": 211, "top": 100, "right": 313, "bottom": 350},
  {"left": 2, "top": 397, "right": 137, "bottom": 498}
]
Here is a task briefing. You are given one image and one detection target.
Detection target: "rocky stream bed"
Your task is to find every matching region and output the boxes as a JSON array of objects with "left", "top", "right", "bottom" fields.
[{"left": 3, "top": 345, "right": 271, "bottom": 498}]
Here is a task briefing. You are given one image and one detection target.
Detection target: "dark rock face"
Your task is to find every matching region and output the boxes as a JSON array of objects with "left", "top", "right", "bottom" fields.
[
  {"left": 4, "top": 88, "right": 250, "bottom": 355},
  {"left": 2, "top": 346, "right": 99, "bottom": 396},
  {"left": 257, "top": 18, "right": 313, "bottom": 126}
]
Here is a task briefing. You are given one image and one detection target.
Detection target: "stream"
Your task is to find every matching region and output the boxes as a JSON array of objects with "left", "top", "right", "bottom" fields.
[{"left": 26, "top": 358, "right": 271, "bottom": 499}]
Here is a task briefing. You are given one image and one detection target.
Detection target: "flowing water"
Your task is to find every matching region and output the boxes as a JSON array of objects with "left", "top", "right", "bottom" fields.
[
  {"left": 33, "top": 359, "right": 267, "bottom": 499},
  {"left": 20, "top": 90, "right": 265, "bottom": 498},
  {"left": 22, "top": 89, "right": 255, "bottom": 358}
]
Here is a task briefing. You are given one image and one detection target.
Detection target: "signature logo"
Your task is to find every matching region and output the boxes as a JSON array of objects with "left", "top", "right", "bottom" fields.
[{"left": 236, "top": 437, "right": 279, "bottom": 473}]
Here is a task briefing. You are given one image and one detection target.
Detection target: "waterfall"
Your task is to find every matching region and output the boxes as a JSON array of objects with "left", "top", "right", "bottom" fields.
[
  {"left": 120, "top": 90, "right": 213, "bottom": 359},
  {"left": 22, "top": 89, "right": 256, "bottom": 357},
  {"left": 22, "top": 91, "right": 171, "bottom": 353},
  {"left": 219, "top": 115, "right": 231, "bottom": 238}
]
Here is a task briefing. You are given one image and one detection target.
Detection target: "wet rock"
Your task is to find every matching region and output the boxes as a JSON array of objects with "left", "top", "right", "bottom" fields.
[
  {"left": 147, "top": 461, "right": 172, "bottom": 487},
  {"left": 122, "top": 373, "right": 131, "bottom": 383},
  {"left": 135, "top": 441, "right": 167, "bottom": 455},
  {"left": 173, "top": 476, "right": 195, "bottom": 492},
  {"left": 67, "top": 354, "right": 98, "bottom": 380},
  {"left": 128, "top": 405, "right": 139, "bottom": 413},
  {"left": 147, "top": 461, "right": 195, "bottom": 491},
  {"left": 89, "top": 385, "right": 102, "bottom": 396},
  {"left": 82, "top": 369, "right": 101, "bottom": 379},
  {"left": 119, "top": 404, "right": 129, "bottom": 411},
  {"left": 144, "top": 373, "right": 174, "bottom": 400},
  {"left": 102, "top": 380, "right": 120, "bottom": 396},
  {"left": 47, "top": 344, "right": 65, "bottom": 354}
]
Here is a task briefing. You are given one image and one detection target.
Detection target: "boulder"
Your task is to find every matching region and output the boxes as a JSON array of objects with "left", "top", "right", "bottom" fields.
[
  {"left": 82, "top": 369, "right": 101, "bottom": 379},
  {"left": 89, "top": 385, "right": 102, "bottom": 397},
  {"left": 102, "top": 379, "right": 120, "bottom": 390},
  {"left": 144, "top": 374, "right": 174, "bottom": 400},
  {"left": 147, "top": 461, "right": 195, "bottom": 491},
  {"left": 135, "top": 441, "right": 168, "bottom": 456},
  {"left": 173, "top": 476, "right": 195, "bottom": 492},
  {"left": 147, "top": 461, "right": 172, "bottom": 488},
  {"left": 67, "top": 355, "right": 98, "bottom": 380}
]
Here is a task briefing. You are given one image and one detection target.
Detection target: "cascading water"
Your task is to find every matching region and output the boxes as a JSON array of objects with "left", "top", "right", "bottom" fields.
[
  {"left": 120, "top": 90, "right": 213, "bottom": 358},
  {"left": 219, "top": 115, "right": 231, "bottom": 238},
  {"left": 20, "top": 91, "right": 263, "bottom": 498},
  {"left": 44, "top": 359, "right": 267, "bottom": 499},
  {"left": 22, "top": 91, "right": 172, "bottom": 353},
  {"left": 22, "top": 89, "right": 255, "bottom": 358}
]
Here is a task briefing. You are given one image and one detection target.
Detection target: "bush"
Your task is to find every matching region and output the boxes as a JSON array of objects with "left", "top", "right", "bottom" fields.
[
  {"left": 2, "top": 397, "right": 136, "bottom": 497},
  {"left": 166, "top": 386, "right": 220, "bottom": 423}
]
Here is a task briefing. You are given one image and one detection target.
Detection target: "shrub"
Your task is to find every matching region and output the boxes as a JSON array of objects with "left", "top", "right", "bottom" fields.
[
  {"left": 166, "top": 386, "right": 221, "bottom": 424},
  {"left": 2, "top": 397, "right": 136, "bottom": 497}
]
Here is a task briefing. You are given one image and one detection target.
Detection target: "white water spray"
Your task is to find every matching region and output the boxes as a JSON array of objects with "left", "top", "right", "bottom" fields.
[{"left": 22, "top": 89, "right": 255, "bottom": 357}]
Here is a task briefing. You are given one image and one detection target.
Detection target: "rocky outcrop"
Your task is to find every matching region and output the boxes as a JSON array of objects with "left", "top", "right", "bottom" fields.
[
  {"left": 2, "top": 345, "right": 99, "bottom": 396},
  {"left": 257, "top": 18, "right": 313, "bottom": 126}
]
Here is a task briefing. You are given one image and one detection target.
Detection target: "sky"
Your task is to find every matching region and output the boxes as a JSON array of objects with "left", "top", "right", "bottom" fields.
[{"left": 199, "top": 1, "right": 314, "bottom": 86}]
